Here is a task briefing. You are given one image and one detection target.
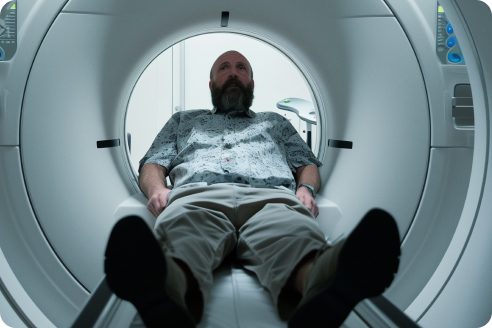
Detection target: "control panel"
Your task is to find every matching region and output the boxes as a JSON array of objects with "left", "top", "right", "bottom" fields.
[
  {"left": 436, "top": 2, "right": 465, "bottom": 65},
  {"left": 0, "top": 0, "right": 16, "bottom": 61}
]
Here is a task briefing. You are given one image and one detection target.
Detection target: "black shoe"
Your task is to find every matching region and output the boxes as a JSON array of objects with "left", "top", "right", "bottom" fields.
[
  {"left": 104, "top": 216, "right": 195, "bottom": 328},
  {"left": 288, "top": 208, "right": 401, "bottom": 328}
]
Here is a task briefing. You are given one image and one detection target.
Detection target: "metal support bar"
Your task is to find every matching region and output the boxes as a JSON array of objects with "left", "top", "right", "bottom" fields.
[
  {"left": 355, "top": 295, "right": 421, "bottom": 328},
  {"left": 71, "top": 276, "right": 113, "bottom": 328}
]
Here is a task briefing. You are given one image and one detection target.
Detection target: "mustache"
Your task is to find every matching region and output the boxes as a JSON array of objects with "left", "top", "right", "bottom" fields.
[{"left": 221, "top": 77, "right": 246, "bottom": 91}]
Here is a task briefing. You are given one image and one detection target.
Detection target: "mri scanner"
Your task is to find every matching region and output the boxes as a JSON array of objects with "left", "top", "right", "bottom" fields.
[{"left": 0, "top": 0, "right": 492, "bottom": 327}]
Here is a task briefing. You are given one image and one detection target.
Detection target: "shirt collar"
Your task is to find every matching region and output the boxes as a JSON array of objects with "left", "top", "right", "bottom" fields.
[{"left": 212, "top": 107, "right": 256, "bottom": 118}]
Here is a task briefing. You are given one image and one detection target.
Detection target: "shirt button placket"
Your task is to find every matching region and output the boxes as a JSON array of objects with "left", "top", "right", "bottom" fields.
[{"left": 223, "top": 116, "right": 231, "bottom": 173}]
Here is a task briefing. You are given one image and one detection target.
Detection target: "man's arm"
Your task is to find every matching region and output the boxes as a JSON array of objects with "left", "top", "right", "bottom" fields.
[
  {"left": 295, "top": 164, "right": 320, "bottom": 218},
  {"left": 139, "top": 163, "right": 172, "bottom": 218}
]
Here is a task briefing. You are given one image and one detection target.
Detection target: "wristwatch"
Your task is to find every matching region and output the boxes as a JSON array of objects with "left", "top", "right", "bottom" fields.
[{"left": 298, "top": 183, "right": 316, "bottom": 198}]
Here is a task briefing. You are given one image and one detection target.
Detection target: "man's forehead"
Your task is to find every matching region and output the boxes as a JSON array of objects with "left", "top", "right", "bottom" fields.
[{"left": 213, "top": 51, "right": 250, "bottom": 68}]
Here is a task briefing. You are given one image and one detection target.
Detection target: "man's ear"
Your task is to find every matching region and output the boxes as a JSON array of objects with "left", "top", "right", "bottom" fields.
[
  {"left": 209, "top": 80, "right": 212, "bottom": 91},
  {"left": 251, "top": 79, "right": 255, "bottom": 89}
]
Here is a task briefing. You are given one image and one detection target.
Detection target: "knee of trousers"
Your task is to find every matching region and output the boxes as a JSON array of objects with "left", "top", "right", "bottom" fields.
[
  {"left": 236, "top": 203, "right": 326, "bottom": 277},
  {"left": 235, "top": 203, "right": 326, "bottom": 305},
  {"left": 154, "top": 204, "right": 237, "bottom": 302}
]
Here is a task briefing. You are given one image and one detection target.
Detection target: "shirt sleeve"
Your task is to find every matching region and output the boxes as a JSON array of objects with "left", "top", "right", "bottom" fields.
[
  {"left": 278, "top": 115, "right": 322, "bottom": 172},
  {"left": 138, "top": 114, "right": 179, "bottom": 174}
]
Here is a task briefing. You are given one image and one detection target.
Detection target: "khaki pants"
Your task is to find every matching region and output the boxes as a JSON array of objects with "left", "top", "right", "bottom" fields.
[{"left": 154, "top": 183, "right": 327, "bottom": 310}]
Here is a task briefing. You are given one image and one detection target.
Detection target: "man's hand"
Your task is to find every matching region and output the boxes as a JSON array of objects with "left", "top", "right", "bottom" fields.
[
  {"left": 147, "top": 187, "right": 172, "bottom": 218},
  {"left": 139, "top": 163, "right": 171, "bottom": 218},
  {"left": 294, "top": 165, "right": 321, "bottom": 218},
  {"left": 296, "top": 186, "right": 319, "bottom": 218}
]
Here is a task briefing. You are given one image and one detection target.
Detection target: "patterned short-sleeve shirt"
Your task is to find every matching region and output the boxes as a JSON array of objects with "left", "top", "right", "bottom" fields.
[{"left": 139, "top": 107, "right": 322, "bottom": 193}]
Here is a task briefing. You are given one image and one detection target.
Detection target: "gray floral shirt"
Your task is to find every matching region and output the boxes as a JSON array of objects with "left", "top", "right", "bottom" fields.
[{"left": 139, "top": 107, "right": 322, "bottom": 193}]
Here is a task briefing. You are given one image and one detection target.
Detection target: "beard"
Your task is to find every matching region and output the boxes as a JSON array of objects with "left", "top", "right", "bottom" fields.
[{"left": 211, "top": 77, "right": 254, "bottom": 113}]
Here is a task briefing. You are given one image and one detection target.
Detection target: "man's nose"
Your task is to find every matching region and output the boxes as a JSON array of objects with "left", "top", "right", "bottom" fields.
[{"left": 229, "top": 67, "right": 238, "bottom": 77}]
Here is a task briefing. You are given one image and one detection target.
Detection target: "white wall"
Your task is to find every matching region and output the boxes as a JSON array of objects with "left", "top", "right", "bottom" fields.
[
  {"left": 127, "top": 33, "right": 317, "bottom": 173},
  {"left": 126, "top": 49, "right": 173, "bottom": 171}
]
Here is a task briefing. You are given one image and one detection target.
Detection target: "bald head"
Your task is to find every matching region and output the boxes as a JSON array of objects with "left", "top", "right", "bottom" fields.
[{"left": 209, "top": 51, "right": 253, "bottom": 81}]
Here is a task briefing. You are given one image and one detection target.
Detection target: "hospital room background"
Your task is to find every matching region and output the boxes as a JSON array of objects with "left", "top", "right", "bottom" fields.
[{"left": 126, "top": 33, "right": 318, "bottom": 172}]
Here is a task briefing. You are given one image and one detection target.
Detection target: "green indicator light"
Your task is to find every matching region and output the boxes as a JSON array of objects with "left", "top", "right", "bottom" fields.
[
  {"left": 283, "top": 99, "right": 291, "bottom": 103},
  {"left": 438, "top": 6, "right": 444, "bottom": 13}
]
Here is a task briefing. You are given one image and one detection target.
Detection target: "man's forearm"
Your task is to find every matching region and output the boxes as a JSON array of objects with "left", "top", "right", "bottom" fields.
[
  {"left": 139, "top": 163, "right": 168, "bottom": 198},
  {"left": 295, "top": 165, "right": 321, "bottom": 191}
]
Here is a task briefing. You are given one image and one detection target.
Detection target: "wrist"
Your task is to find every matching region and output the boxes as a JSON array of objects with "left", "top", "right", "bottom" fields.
[
  {"left": 147, "top": 183, "right": 170, "bottom": 198},
  {"left": 298, "top": 183, "right": 316, "bottom": 198}
]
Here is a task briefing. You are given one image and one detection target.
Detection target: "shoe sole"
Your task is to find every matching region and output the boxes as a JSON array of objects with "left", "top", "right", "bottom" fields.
[
  {"left": 289, "top": 209, "right": 401, "bottom": 328},
  {"left": 104, "top": 216, "right": 195, "bottom": 328}
]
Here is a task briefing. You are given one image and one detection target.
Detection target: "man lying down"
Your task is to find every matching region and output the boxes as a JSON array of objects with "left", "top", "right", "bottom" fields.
[{"left": 104, "top": 50, "right": 401, "bottom": 328}]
